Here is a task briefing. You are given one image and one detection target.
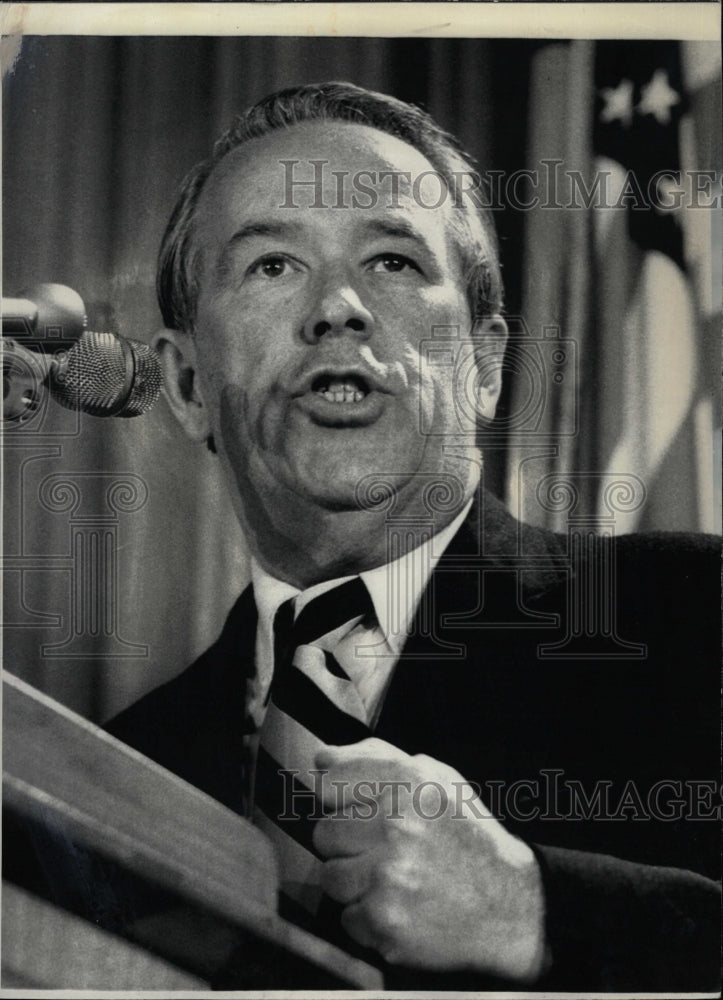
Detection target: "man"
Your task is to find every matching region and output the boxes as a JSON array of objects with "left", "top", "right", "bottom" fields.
[{"left": 107, "top": 83, "right": 719, "bottom": 990}]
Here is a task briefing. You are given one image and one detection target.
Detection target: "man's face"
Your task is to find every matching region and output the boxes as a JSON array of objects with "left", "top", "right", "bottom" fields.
[{"left": 187, "top": 121, "right": 497, "bottom": 523}]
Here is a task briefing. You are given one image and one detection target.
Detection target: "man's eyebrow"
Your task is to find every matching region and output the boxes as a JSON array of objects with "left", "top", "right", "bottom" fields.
[
  {"left": 361, "top": 218, "right": 429, "bottom": 245},
  {"left": 360, "top": 218, "right": 444, "bottom": 264},
  {"left": 215, "top": 221, "right": 304, "bottom": 277}
]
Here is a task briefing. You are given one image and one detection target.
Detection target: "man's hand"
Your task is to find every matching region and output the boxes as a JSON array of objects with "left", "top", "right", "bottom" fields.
[{"left": 313, "top": 738, "right": 547, "bottom": 981}]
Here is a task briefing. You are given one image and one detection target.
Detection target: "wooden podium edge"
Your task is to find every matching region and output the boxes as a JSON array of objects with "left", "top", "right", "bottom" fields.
[
  {"left": 2, "top": 670, "right": 383, "bottom": 989},
  {"left": 2, "top": 882, "right": 210, "bottom": 990}
]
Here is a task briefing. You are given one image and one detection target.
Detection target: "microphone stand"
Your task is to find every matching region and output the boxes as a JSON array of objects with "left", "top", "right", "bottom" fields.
[
  {"left": 2, "top": 338, "right": 54, "bottom": 423},
  {"left": 2, "top": 283, "right": 87, "bottom": 424}
]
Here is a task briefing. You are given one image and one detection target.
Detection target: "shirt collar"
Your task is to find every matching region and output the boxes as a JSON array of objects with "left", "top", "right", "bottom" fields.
[
  {"left": 359, "top": 498, "right": 472, "bottom": 654},
  {"left": 250, "top": 497, "right": 473, "bottom": 655}
]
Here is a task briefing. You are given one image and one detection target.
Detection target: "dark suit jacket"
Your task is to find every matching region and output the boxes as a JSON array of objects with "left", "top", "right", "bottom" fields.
[{"left": 107, "top": 491, "right": 721, "bottom": 990}]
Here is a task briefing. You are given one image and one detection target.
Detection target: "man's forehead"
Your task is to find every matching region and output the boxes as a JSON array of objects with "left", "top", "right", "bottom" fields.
[{"left": 195, "top": 120, "right": 453, "bottom": 227}]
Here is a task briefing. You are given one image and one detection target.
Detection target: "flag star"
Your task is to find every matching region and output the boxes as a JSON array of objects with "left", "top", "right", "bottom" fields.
[
  {"left": 599, "top": 78, "right": 634, "bottom": 127},
  {"left": 637, "top": 68, "right": 680, "bottom": 125}
]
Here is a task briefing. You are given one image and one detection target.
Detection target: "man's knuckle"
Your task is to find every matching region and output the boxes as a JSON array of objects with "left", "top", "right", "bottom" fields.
[
  {"left": 375, "top": 860, "right": 407, "bottom": 894},
  {"left": 368, "top": 894, "right": 406, "bottom": 938}
]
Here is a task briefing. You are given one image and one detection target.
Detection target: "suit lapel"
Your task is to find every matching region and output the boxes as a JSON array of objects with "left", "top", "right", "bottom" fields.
[
  {"left": 375, "top": 490, "right": 566, "bottom": 762},
  {"left": 183, "top": 585, "right": 259, "bottom": 813}
]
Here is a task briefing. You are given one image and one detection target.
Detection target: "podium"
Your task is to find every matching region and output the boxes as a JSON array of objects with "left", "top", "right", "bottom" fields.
[{"left": 2, "top": 671, "right": 383, "bottom": 989}]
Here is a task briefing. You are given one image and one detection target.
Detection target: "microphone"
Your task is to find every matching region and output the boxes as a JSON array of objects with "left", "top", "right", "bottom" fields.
[
  {"left": 3, "top": 332, "right": 163, "bottom": 421},
  {"left": 51, "top": 331, "right": 163, "bottom": 417}
]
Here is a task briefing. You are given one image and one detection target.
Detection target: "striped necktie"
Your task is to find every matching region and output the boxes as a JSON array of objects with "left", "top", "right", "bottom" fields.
[{"left": 253, "top": 577, "right": 373, "bottom": 918}]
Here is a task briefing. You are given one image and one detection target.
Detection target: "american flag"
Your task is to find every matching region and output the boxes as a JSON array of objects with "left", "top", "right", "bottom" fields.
[{"left": 505, "top": 40, "right": 721, "bottom": 535}]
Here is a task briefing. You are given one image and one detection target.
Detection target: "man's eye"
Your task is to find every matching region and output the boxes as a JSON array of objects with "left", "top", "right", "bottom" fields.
[
  {"left": 248, "top": 255, "right": 297, "bottom": 279},
  {"left": 369, "top": 254, "right": 421, "bottom": 275}
]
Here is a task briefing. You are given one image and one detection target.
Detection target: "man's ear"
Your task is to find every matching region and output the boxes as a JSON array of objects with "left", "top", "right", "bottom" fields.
[
  {"left": 152, "top": 329, "right": 211, "bottom": 443},
  {"left": 472, "top": 314, "right": 508, "bottom": 421}
]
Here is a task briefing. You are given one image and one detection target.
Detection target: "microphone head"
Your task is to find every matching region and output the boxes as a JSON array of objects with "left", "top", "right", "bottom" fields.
[{"left": 51, "top": 331, "right": 163, "bottom": 417}]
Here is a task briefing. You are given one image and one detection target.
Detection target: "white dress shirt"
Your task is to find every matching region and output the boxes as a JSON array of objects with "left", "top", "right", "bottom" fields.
[{"left": 249, "top": 497, "right": 473, "bottom": 729}]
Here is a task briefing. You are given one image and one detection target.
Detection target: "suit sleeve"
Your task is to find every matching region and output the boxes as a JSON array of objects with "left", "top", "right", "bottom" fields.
[{"left": 531, "top": 843, "right": 721, "bottom": 990}]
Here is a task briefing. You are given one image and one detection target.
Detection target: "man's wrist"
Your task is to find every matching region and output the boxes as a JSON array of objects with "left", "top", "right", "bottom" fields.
[
  {"left": 508, "top": 846, "right": 549, "bottom": 982},
  {"left": 466, "top": 840, "right": 550, "bottom": 982}
]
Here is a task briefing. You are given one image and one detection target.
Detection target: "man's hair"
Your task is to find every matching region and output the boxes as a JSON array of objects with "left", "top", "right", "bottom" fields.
[{"left": 157, "top": 81, "right": 504, "bottom": 334}]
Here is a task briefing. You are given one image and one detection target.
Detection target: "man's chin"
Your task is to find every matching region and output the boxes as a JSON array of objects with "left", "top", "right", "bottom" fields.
[
  {"left": 290, "top": 476, "right": 375, "bottom": 513},
  {"left": 288, "top": 465, "right": 417, "bottom": 514}
]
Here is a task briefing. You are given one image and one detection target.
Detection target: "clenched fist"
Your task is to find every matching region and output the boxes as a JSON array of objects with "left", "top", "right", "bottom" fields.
[{"left": 313, "top": 738, "right": 548, "bottom": 981}]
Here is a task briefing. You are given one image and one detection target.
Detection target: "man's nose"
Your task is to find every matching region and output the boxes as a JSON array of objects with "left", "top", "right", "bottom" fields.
[{"left": 301, "top": 277, "right": 374, "bottom": 344}]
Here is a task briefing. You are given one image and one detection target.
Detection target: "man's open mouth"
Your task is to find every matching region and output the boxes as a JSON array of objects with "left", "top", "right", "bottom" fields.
[{"left": 311, "top": 374, "right": 369, "bottom": 404}]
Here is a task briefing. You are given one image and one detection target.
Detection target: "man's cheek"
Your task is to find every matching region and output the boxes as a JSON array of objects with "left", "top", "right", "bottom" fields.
[
  {"left": 219, "top": 382, "right": 281, "bottom": 454},
  {"left": 218, "top": 386, "right": 284, "bottom": 526},
  {"left": 218, "top": 385, "right": 257, "bottom": 469},
  {"left": 416, "top": 351, "right": 461, "bottom": 436}
]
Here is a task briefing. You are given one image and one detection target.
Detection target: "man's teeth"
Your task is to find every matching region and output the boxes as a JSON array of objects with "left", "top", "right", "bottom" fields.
[{"left": 317, "top": 380, "right": 367, "bottom": 403}]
